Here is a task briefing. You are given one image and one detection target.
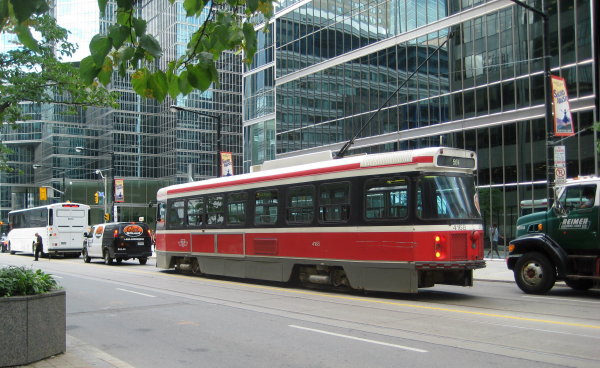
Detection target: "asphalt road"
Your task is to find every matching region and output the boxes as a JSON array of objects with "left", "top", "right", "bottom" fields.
[{"left": 2, "top": 252, "right": 599, "bottom": 368}]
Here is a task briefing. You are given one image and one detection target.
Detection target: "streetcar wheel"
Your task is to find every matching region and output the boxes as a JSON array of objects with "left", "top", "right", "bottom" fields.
[
  {"left": 565, "top": 279, "right": 593, "bottom": 291},
  {"left": 104, "top": 250, "right": 113, "bottom": 265},
  {"left": 514, "top": 252, "right": 556, "bottom": 294},
  {"left": 138, "top": 257, "right": 148, "bottom": 265},
  {"left": 191, "top": 259, "right": 201, "bottom": 275},
  {"left": 82, "top": 249, "right": 91, "bottom": 263}
]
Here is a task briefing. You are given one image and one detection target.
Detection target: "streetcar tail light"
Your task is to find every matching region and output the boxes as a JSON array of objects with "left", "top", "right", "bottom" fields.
[{"left": 434, "top": 235, "right": 446, "bottom": 259}]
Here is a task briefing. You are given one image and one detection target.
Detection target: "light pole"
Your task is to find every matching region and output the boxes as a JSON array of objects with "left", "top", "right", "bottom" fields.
[
  {"left": 32, "top": 164, "right": 66, "bottom": 201},
  {"left": 169, "top": 105, "right": 223, "bottom": 178},
  {"left": 95, "top": 169, "right": 108, "bottom": 222},
  {"left": 508, "top": 0, "right": 554, "bottom": 206},
  {"left": 75, "top": 146, "right": 115, "bottom": 221}
]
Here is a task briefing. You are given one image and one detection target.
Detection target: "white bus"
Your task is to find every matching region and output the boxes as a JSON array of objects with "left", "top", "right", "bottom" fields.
[{"left": 7, "top": 203, "right": 90, "bottom": 257}]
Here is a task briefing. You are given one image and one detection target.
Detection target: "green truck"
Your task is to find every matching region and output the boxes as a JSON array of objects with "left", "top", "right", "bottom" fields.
[{"left": 508, "top": 177, "right": 600, "bottom": 294}]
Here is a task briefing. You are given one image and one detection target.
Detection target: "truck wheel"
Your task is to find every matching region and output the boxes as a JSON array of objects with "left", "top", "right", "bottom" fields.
[
  {"left": 104, "top": 250, "right": 113, "bottom": 265},
  {"left": 139, "top": 257, "right": 148, "bottom": 265},
  {"left": 565, "top": 279, "right": 593, "bottom": 291},
  {"left": 82, "top": 249, "right": 91, "bottom": 263},
  {"left": 514, "top": 252, "right": 556, "bottom": 294}
]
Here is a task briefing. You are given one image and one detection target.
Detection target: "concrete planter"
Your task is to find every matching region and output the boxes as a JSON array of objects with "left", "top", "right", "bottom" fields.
[{"left": 0, "top": 290, "right": 66, "bottom": 367}]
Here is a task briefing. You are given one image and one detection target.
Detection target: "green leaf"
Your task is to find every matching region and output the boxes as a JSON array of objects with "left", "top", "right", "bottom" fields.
[
  {"left": 117, "top": 10, "right": 132, "bottom": 26},
  {"left": 131, "top": 68, "right": 149, "bottom": 96},
  {"left": 148, "top": 70, "right": 168, "bottom": 102},
  {"left": 183, "top": 0, "right": 205, "bottom": 17},
  {"left": 168, "top": 74, "right": 181, "bottom": 100},
  {"left": 242, "top": 22, "right": 257, "bottom": 61},
  {"left": 89, "top": 35, "right": 112, "bottom": 66},
  {"left": 139, "top": 34, "right": 162, "bottom": 59},
  {"left": 132, "top": 17, "right": 147, "bottom": 38},
  {"left": 80, "top": 56, "right": 101, "bottom": 85},
  {"left": 116, "top": 0, "right": 133, "bottom": 10},
  {"left": 14, "top": 23, "right": 38, "bottom": 51},
  {"left": 0, "top": 1, "right": 9, "bottom": 20},
  {"left": 108, "top": 24, "right": 129, "bottom": 49},
  {"left": 10, "top": 0, "right": 38, "bottom": 22},
  {"left": 119, "top": 46, "right": 135, "bottom": 62},
  {"left": 97, "top": 58, "right": 113, "bottom": 85},
  {"left": 97, "top": 0, "right": 109, "bottom": 16},
  {"left": 246, "top": 0, "right": 259, "bottom": 13},
  {"left": 178, "top": 70, "right": 193, "bottom": 96},
  {"left": 187, "top": 64, "right": 211, "bottom": 91}
]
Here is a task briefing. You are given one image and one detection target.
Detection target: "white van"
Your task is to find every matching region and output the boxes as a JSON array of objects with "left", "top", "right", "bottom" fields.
[{"left": 83, "top": 222, "right": 152, "bottom": 265}]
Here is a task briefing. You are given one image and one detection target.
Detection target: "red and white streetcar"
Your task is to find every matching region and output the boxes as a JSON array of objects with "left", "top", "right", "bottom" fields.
[{"left": 155, "top": 147, "right": 485, "bottom": 293}]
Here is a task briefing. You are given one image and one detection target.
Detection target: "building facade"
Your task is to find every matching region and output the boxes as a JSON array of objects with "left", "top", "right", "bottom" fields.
[
  {"left": 0, "top": 0, "right": 243, "bottom": 226},
  {"left": 242, "top": 0, "right": 598, "bottom": 242}
]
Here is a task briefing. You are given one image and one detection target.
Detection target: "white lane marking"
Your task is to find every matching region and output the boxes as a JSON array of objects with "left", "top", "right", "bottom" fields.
[
  {"left": 522, "top": 295, "right": 600, "bottom": 304},
  {"left": 289, "top": 325, "right": 427, "bottom": 353},
  {"left": 52, "top": 275, "right": 63, "bottom": 279},
  {"left": 116, "top": 288, "right": 156, "bottom": 298}
]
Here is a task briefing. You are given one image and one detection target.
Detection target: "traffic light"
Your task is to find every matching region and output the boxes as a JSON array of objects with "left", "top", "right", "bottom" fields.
[
  {"left": 104, "top": 213, "right": 110, "bottom": 221},
  {"left": 94, "top": 191, "right": 99, "bottom": 204},
  {"left": 39, "top": 187, "right": 47, "bottom": 201}
]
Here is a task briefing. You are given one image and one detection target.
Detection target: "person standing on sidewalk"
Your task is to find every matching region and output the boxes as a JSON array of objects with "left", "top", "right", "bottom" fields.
[
  {"left": 487, "top": 224, "right": 501, "bottom": 259},
  {"left": 34, "top": 232, "right": 43, "bottom": 261}
]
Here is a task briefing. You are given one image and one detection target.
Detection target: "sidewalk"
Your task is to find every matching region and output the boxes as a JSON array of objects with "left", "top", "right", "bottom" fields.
[{"left": 21, "top": 258, "right": 514, "bottom": 368}]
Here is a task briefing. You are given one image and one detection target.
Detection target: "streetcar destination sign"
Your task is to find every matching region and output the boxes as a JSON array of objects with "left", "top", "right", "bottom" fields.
[{"left": 437, "top": 156, "right": 475, "bottom": 169}]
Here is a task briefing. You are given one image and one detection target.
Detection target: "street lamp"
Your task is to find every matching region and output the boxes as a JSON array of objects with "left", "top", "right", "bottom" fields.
[
  {"left": 169, "top": 105, "right": 223, "bottom": 178},
  {"left": 508, "top": 0, "right": 554, "bottom": 206},
  {"left": 75, "top": 146, "right": 115, "bottom": 221}
]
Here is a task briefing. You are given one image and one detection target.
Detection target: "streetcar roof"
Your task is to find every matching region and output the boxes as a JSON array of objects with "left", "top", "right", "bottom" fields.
[{"left": 157, "top": 147, "right": 476, "bottom": 200}]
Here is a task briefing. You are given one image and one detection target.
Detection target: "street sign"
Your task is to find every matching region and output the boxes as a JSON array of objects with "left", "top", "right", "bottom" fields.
[{"left": 554, "top": 146, "right": 567, "bottom": 185}]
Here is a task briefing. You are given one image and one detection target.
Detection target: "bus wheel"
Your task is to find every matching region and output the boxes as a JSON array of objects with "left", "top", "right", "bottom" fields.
[
  {"left": 104, "top": 250, "right": 113, "bottom": 265},
  {"left": 565, "top": 279, "right": 593, "bottom": 291},
  {"left": 514, "top": 252, "right": 556, "bottom": 294},
  {"left": 139, "top": 257, "right": 148, "bottom": 265},
  {"left": 82, "top": 249, "right": 91, "bottom": 263}
]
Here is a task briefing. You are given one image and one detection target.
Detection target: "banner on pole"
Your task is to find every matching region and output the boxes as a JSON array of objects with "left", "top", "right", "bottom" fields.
[
  {"left": 114, "top": 178, "right": 124, "bottom": 202},
  {"left": 551, "top": 75, "right": 574, "bottom": 137},
  {"left": 220, "top": 152, "right": 233, "bottom": 176}
]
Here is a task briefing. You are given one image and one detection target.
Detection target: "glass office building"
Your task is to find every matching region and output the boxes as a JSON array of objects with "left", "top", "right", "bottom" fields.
[
  {"left": 0, "top": 0, "right": 243, "bottom": 225},
  {"left": 242, "top": 0, "right": 598, "bottom": 241}
]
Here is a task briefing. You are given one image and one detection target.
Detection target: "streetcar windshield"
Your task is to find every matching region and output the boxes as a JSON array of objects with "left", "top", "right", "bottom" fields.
[{"left": 417, "top": 175, "right": 480, "bottom": 220}]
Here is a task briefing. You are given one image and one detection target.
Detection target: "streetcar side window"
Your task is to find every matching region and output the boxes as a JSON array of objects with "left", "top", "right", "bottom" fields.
[
  {"left": 286, "top": 185, "right": 315, "bottom": 224},
  {"left": 227, "top": 192, "right": 247, "bottom": 225},
  {"left": 187, "top": 198, "right": 205, "bottom": 227},
  {"left": 207, "top": 195, "right": 225, "bottom": 226},
  {"left": 255, "top": 190, "right": 278, "bottom": 225},
  {"left": 364, "top": 177, "right": 408, "bottom": 220},
  {"left": 318, "top": 182, "right": 350, "bottom": 223},
  {"left": 167, "top": 200, "right": 186, "bottom": 227}
]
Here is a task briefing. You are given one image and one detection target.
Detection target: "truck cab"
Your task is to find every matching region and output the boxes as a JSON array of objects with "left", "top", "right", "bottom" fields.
[
  {"left": 508, "top": 177, "right": 600, "bottom": 294},
  {"left": 83, "top": 222, "right": 152, "bottom": 265}
]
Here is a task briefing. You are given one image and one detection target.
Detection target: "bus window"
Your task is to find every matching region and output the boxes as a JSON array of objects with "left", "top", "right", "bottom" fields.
[
  {"left": 365, "top": 177, "right": 408, "bottom": 220},
  {"left": 227, "top": 193, "right": 247, "bottom": 225},
  {"left": 187, "top": 198, "right": 205, "bottom": 227},
  {"left": 255, "top": 190, "right": 278, "bottom": 225},
  {"left": 207, "top": 195, "right": 224, "bottom": 226},
  {"left": 319, "top": 182, "right": 350, "bottom": 223},
  {"left": 167, "top": 200, "right": 186, "bottom": 227},
  {"left": 287, "top": 185, "right": 315, "bottom": 224}
]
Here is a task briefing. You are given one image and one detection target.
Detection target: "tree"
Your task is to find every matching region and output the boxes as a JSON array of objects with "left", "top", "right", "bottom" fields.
[
  {"left": 82, "top": 0, "right": 275, "bottom": 101},
  {"left": 0, "top": 0, "right": 117, "bottom": 170}
]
